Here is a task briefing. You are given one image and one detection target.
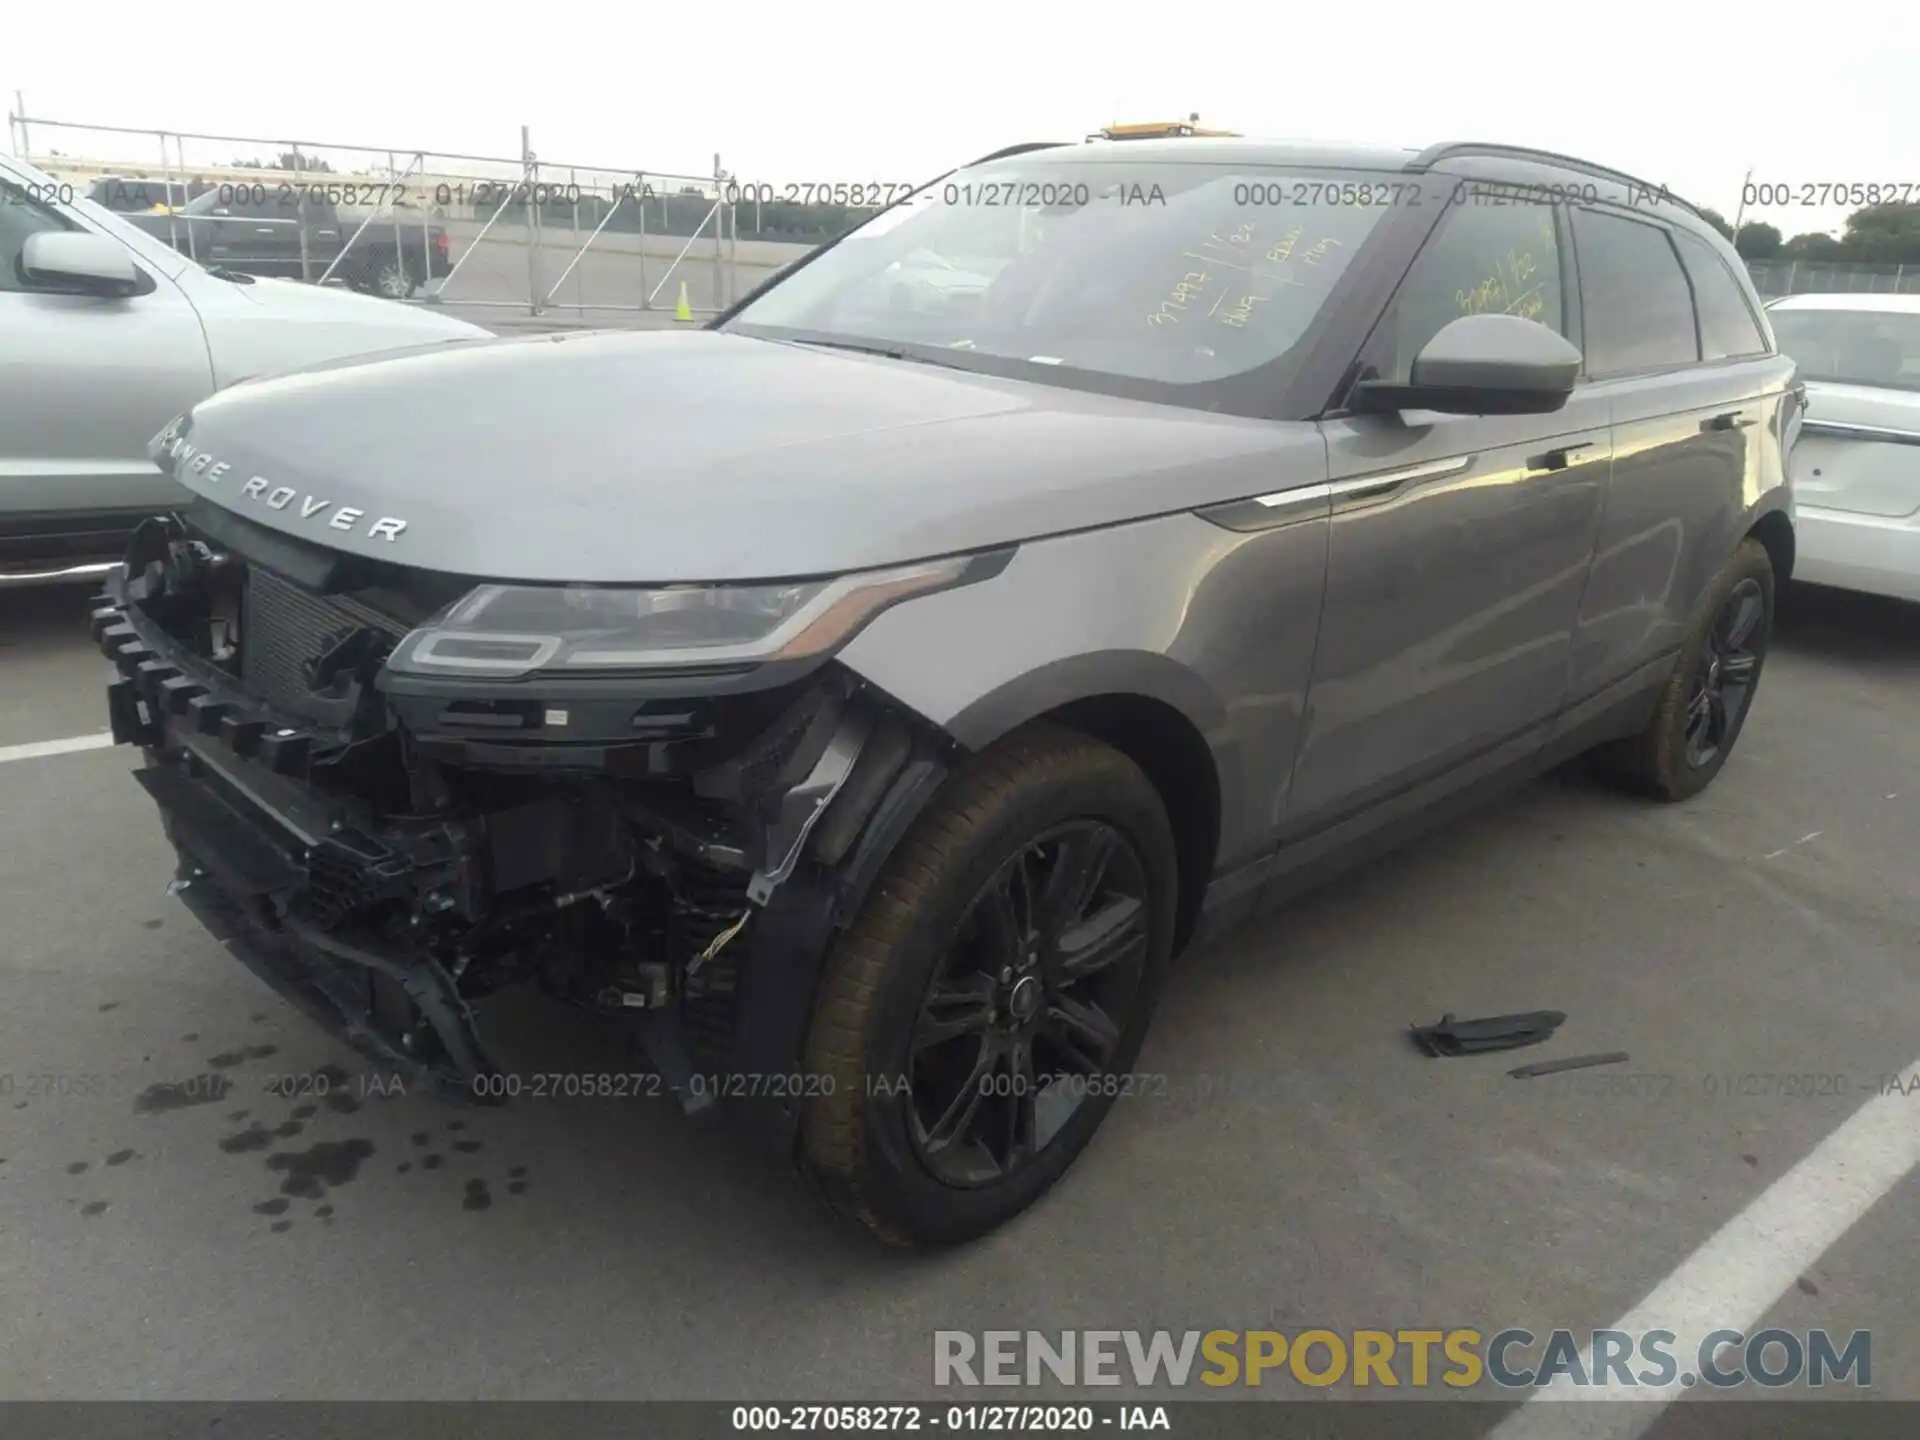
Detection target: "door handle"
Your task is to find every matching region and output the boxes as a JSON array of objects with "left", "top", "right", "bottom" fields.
[
  {"left": 1704, "top": 411, "right": 1757, "bottom": 432},
  {"left": 1527, "top": 442, "right": 1594, "bottom": 473}
]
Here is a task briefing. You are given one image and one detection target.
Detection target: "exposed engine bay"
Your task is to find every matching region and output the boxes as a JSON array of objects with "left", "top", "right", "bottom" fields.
[{"left": 93, "top": 505, "right": 952, "bottom": 1141}]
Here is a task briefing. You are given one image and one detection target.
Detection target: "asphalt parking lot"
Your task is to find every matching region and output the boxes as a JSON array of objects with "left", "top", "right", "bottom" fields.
[{"left": 0, "top": 579, "right": 1915, "bottom": 1427}]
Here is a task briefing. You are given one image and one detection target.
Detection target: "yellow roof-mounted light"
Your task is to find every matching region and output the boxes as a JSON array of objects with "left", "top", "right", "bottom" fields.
[{"left": 1088, "top": 117, "right": 1240, "bottom": 141}]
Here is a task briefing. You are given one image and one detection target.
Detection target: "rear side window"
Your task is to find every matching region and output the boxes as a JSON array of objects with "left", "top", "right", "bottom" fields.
[
  {"left": 1673, "top": 229, "right": 1768, "bottom": 359},
  {"left": 1769, "top": 307, "right": 1920, "bottom": 391},
  {"left": 1365, "top": 199, "right": 1565, "bottom": 383},
  {"left": 1571, "top": 209, "right": 1699, "bottom": 376}
]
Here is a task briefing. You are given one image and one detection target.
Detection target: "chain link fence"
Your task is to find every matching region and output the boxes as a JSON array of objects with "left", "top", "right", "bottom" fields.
[
  {"left": 5, "top": 106, "right": 804, "bottom": 318},
  {"left": 1746, "top": 259, "right": 1919, "bottom": 300}
]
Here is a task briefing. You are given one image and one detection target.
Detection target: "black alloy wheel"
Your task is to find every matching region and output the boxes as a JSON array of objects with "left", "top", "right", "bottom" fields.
[
  {"left": 906, "top": 820, "right": 1151, "bottom": 1188},
  {"left": 1597, "top": 537, "right": 1775, "bottom": 801},
  {"left": 1683, "top": 577, "right": 1766, "bottom": 769}
]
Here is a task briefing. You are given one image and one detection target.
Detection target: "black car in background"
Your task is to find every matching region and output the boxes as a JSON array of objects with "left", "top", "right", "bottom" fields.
[{"left": 120, "top": 182, "right": 455, "bottom": 298}]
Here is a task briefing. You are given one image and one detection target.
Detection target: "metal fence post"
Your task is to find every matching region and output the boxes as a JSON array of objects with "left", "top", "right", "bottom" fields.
[
  {"left": 159, "top": 131, "right": 183, "bottom": 260},
  {"left": 638, "top": 171, "right": 649, "bottom": 309},
  {"left": 388, "top": 149, "right": 404, "bottom": 284},
  {"left": 569, "top": 165, "right": 581, "bottom": 311},
  {"left": 523, "top": 125, "right": 540, "bottom": 316},
  {"left": 1786, "top": 260, "right": 1797, "bottom": 295},
  {"left": 713, "top": 152, "right": 725, "bottom": 314},
  {"left": 289, "top": 142, "right": 314, "bottom": 283}
]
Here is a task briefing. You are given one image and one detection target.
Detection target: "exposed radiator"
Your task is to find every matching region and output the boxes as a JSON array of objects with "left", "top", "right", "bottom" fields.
[{"left": 240, "top": 566, "right": 401, "bottom": 715}]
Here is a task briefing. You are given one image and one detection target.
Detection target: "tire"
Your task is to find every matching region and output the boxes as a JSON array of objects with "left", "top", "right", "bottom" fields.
[
  {"left": 798, "top": 724, "right": 1178, "bottom": 1247},
  {"left": 1602, "top": 537, "right": 1775, "bottom": 801},
  {"left": 358, "top": 253, "right": 415, "bottom": 300}
]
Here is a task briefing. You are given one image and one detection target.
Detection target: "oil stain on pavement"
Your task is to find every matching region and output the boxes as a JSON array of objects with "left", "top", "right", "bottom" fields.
[{"left": 34, "top": 1025, "right": 537, "bottom": 1234}]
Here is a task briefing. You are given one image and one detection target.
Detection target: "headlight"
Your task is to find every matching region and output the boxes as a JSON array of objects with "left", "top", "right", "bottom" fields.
[{"left": 384, "top": 556, "right": 989, "bottom": 679}]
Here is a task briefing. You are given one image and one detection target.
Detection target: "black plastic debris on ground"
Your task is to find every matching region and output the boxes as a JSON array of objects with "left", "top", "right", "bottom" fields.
[
  {"left": 1410, "top": 1010, "right": 1567, "bottom": 1057},
  {"left": 1508, "top": 1051, "right": 1631, "bottom": 1079}
]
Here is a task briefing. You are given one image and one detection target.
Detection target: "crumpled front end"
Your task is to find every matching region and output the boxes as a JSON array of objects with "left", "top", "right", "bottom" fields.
[{"left": 92, "top": 509, "right": 953, "bottom": 1139}]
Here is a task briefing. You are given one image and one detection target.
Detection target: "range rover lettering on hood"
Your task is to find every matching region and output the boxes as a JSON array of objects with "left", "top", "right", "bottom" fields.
[{"left": 165, "top": 436, "right": 409, "bottom": 542}]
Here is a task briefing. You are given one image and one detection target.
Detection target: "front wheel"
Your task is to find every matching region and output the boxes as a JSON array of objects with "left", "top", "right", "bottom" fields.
[{"left": 799, "top": 725, "right": 1178, "bottom": 1247}]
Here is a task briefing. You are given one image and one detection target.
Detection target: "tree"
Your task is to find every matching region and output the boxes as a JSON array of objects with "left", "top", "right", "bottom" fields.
[
  {"left": 1698, "top": 207, "right": 1735, "bottom": 241},
  {"left": 1780, "top": 231, "right": 1845, "bottom": 261},
  {"left": 1733, "top": 222, "right": 1781, "bottom": 259},
  {"left": 1840, "top": 202, "right": 1920, "bottom": 263}
]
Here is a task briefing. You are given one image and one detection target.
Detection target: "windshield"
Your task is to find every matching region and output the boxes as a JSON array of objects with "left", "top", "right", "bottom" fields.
[
  {"left": 1770, "top": 307, "right": 1920, "bottom": 392},
  {"left": 723, "top": 160, "right": 1394, "bottom": 389}
]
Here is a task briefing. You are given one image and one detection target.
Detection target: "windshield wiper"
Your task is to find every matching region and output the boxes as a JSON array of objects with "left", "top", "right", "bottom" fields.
[
  {"left": 205, "top": 266, "right": 257, "bottom": 284},
  {"left": 787, "top": 337, "right": 913, "bottom": 361}
]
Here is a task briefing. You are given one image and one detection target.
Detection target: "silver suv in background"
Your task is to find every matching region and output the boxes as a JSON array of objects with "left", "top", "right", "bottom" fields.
[
  {"left": 0, "top": 151, "right": 488, "bottom": 586},
  {"left": 92, "top": 137, "right": 1796, "bottom": 1246},
  {"left": 1768, "top": 293, "right": 1920, "bottom": 602}
]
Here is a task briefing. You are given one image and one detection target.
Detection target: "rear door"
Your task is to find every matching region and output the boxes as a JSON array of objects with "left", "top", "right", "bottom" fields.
[
  {"left": 1565, "top": 208, "right": 1790, "bottom": 695},
  {"left": 1290, "top": 193, "right": 1612, "bottom": 833}
]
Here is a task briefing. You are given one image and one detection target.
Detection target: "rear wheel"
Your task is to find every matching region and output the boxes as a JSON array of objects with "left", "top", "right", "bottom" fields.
[
  {"left": 799, "top": 725, "right": 1178, "bottom": 1247},
  {"left": 356, "top": 253, "right": 415, "bottom": 299},
  {"left": 1602, "top": 538, "right": 1774, "bottom": 801}
]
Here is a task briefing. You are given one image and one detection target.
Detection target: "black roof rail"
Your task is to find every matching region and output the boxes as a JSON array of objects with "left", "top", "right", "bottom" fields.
[
  {"left": 1406, "top": 141, "right": 1712, "bottom": 222},
  {"left": 963, "top": 141, "right": 1072, "bottom": 168}
]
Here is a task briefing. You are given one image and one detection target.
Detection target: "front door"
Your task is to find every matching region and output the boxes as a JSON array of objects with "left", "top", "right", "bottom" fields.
[
  {"left": 1287, "top": 194, "right": 1612, "bottom": 834},
  {"left": 0, "top": 179, "right": 213, "bottom": 540}
]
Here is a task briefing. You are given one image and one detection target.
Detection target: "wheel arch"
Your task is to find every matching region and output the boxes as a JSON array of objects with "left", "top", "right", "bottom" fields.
[
  {"left": 1746, "top": 503, "right": 1795, "bottom": 586},
  {"left": 935, "top": 653, "right": 1231, "bottom": 958}
]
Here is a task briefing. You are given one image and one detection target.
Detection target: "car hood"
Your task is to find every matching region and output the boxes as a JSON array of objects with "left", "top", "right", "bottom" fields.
[
  {"left": 179, "top": 273, "right": 492, "bottom": 389},
  {"left": 159, "top": 329, "right": 1318, "bottom": 583}
]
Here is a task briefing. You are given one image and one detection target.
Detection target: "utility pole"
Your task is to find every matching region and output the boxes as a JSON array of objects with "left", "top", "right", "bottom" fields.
[{"left": 1730, "top": 167, "right": 1753, "bottom": 237}]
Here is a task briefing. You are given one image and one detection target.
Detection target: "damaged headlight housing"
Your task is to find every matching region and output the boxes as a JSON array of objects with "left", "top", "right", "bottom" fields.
[{"left": 384, "top": 555, "right": 990, "bottom": 679}]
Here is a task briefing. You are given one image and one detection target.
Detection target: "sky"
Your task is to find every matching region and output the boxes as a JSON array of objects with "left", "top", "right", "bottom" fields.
[{"left": 7, "top": 2, "right": 1917, "bottom": 243}]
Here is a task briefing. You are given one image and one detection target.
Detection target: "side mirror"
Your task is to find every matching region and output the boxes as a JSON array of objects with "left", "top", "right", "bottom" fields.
[
  {"left": 21, "top": 231, "right": 146, "bottom": 297},
  {"left": 1352, "top": 313, "right": 1581, "bottom": 417}
]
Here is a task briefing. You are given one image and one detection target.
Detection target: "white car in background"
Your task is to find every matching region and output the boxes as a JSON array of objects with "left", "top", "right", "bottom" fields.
[
  {"left": 1768, "top": 293, "right": 1920, "bottom": 603},
  {"left": 0, "top": 151, "right": 490, "bottom": 587}
]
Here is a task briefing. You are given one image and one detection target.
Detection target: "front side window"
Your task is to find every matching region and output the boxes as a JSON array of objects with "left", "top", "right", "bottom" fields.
[
  {"left": 1362, "top": 198, "right": 1565, "bottom": 383},
  {"left": 1769, "top": 307, "right": 1920, "bottom": 391},
  {"left": 1571, "top": 208, "right": 1699, "bottom": 376},
  {"left": 723, "top": 161, "right": 1395, "bottom": 393},
  {"left": 1673, "top": 229, "right": 1769, "bottom": 360},
  {"left": 0, "top": 184, "right": 76, "bottom": 293}
]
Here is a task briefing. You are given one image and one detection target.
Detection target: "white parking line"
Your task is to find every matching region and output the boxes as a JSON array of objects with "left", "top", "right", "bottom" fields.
[
  {"left": 1489, "top": 1059, "right": 1920, "bottom": 1438},
  {"left": 0, "top": 732, "right": 116, "bottom": 766}
]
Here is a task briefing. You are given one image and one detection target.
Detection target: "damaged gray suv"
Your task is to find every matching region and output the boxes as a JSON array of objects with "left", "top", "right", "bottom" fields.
[{"left": 91, "top": 137, "right": 1799, "bottom": 1245}]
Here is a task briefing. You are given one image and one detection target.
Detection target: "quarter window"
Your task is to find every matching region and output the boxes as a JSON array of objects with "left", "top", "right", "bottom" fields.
[
  {"left": 1365, "top": 199, "right": 1565, "bottom": 383},
  {"left": 1571, "top": 208, "right": 1700, "bottom": 375},
  {"left": 1673, "top": 229, "right": 1769, "bottom": 359}
]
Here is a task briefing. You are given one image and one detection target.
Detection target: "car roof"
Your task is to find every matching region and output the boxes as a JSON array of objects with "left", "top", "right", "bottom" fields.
[
  {"left": 1767, "top": 292, "right": 1920, "bottom": 314},
  {"left": 971, "top": 136, "right": 1423, "bottom": 171},
  {"left": 967, "top": 135, "right": 1717, "bottom": 232}
]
